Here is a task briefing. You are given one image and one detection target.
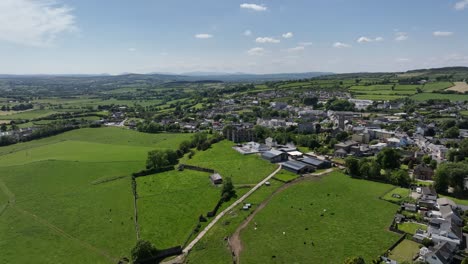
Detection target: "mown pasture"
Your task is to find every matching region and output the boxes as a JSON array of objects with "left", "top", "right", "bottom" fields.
[
  {"left": 182, "top": 140, "right": 277, "bottom": 185},
  {"left": 137, "top": 170, "right": 221, "bottom": 249},
  {"left": 0, "top": 127, "right": 192, "bottom": 263},
  {"left": 239, "top": 172, "right": 400, "bottom": 263}
]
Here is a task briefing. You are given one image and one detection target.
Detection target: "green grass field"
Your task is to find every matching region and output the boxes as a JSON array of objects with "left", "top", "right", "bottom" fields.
[
  {"left": 397, "top": 222, "right": 427, "bottom": 235},
  {"left": 381, "top": 187, "right": 410, "bottom": 203},
  {"left": 137, "top": 170, "right": 221, "bottom": 249},
  {"left": 0, "top": 127, "right": 192, "bottom": 156},
  {"left": 388, "top": 239, "right": 420, "bottom": 263},
  {"left": 182, "top": 140, "right": 277, "bottom": 185},
  {"left": 274, "top": 170, "right": 299, "bottom": 182},
  {"left": 186, "top": 179, "right": 285, "bottom": 264},
  {"left": 0, "top": 127, "right": 192, "bottom": 263},
  {"left": 411, "top": 93, "right": 468, "bottom": 101},
  {"left": 239, "top": 172, "right": 400, "bottom": 263},
  {"left": 0, "top": 109, "right": 59, "bottom": 120}
]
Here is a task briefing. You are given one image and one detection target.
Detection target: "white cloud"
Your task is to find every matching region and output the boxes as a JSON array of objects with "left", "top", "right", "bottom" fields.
[
  {"left": 455, "top": 0, "right": 468, "bottom": 10},
  {"left": 195, "top": 33, "right": 213, "bottom": 39},
  {"left": 433, "top": 31, "right": 454, "bottom": 37},
  {"left": 333, "top": 42, "right": 351, "bottom": 48},
  {"left": 247, "top": 47, "right": 266, "bottom": 55},
  {"left": 395, "top": 32, "right": 408, "bottom": 41},
  {"left": 128, "top": 48, "right": 137, "bottom": 52},
  {"left": 240, "top": 3, "right": 267, "bottom": 11},
  {"left": 282, "top": 32, "right": 293, "bottom": 39},
  {"left": 375, "top": 37, "right": 384, "bottom": 42},
  {"left": 287, "top": 46, "right": 305, "bottom": 52},
  {"left": 298, "top": 42, "right": 313, "bottom": 46},
  {"left": 396, "top": 58, "right": 411, "bottom": 62},
  {"left": 244, "top": 30, "right": 252, "bottom": 36},
  {"left": 357, "top": 36, "right": 384, "bottom": 43},
  {"left": 255, "top": 37, "right": 280, "bottom": 43},
  {"left": 357, "top": 37, "right": 372, "bottom": 43},
  {"left": 0, "top": 0, "right": 77, "bottom": 47}
]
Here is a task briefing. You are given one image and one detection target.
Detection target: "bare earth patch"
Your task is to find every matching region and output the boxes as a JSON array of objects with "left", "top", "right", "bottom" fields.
[{"left": 446, "top": 82, "right": 468, "bottom": 93}]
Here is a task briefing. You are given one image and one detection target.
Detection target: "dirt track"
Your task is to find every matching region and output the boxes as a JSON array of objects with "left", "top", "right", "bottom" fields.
[{"left": 228, "top": 168, "right": 333, "bottom": 264}]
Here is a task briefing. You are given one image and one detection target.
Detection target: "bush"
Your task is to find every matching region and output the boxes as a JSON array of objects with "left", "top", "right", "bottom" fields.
[
  {"left": 422, "top": 238, "right": 434, "bottom": 248},
  {"left": 131, "top": 240, "right": 159, "bottom": 263}
]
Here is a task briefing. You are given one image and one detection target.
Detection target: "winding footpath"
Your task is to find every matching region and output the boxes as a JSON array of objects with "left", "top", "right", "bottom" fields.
[{"left": 164, "top": 164, "right": 282, "bottom": 264}]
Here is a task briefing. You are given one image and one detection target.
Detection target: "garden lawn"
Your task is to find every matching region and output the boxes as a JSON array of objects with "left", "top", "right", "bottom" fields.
[
  {"left": 382, "top": 187, "right": 410, "bottom": 203},
  {"left": 240, "top": 172, "right": 400, "bottom": 264},
  {"left": 137, "top": 170, "right": 221, "bottom": 249},
  {"left": 397, "top": 222, "right": 427, "bottom": 235},
  {"left": 388, "top": 239, "right": 421, "bottom": 263},
  {"left": 183, "top": 140, "right": 277, "bottom": 184}
]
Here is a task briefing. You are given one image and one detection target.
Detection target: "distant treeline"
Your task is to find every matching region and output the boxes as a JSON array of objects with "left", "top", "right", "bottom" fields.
[{"left": 1, "top": 103, "right": 33, "bottom": 111}]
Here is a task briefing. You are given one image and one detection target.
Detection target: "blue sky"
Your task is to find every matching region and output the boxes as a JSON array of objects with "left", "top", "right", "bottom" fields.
[{"left": 1, "top": 0, "right": 468, "bottom": 74}]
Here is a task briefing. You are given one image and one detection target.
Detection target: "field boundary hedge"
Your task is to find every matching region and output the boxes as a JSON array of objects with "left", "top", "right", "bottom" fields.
[{"left": 178, "top": 164, "right": 215, "bottom": 174}]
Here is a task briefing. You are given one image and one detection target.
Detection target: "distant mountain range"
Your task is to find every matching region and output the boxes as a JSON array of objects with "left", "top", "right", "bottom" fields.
[
  {"left": 0, "top": 72, "right": 333, "bottom": 82},
  {"left": 2, "top": 66, "right": 468, "bottom": 83}
]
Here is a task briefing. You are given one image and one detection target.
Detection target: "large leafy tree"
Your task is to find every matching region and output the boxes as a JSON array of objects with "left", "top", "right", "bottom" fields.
[
  {"left": 345, "top": 157, "right": 360, "bottom": 177},
  {"left": 221, "top": 177, "right": 236, "bottom": 201},
  {"left": 131, "top": 240, "right": 159, "bottom": 264},
  {"left": 376, "top": 148, "right": 401, "bottom": 170}
]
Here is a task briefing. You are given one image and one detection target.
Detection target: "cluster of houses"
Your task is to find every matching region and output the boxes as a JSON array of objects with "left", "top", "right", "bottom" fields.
[
  {"left": 391, "top": 187, "right": 466, "bottom": 264},
  {"left": 233, "top": 137, "right": 332, "bottom": 175}
]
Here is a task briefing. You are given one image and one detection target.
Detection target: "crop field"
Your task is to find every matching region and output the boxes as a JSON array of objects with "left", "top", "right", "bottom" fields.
[
  {"left": 239, "top": 172, "right": 400, "bottom": 263},
  {"left": 182, "top": 140, "right": 277, "bottom": 185},
  {"left": 0, "top": 127, "right": 192, "bottom": 263},
  {"left": 446, "top": 81, "right": 468, "bottom": 92},
  {"left": 137, "top": 170, "right": 221, "bottom": 249}
]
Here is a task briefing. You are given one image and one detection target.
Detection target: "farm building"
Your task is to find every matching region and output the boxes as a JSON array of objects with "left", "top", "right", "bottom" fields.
[
  {"left": 300, "top": 157, "right": 331, "bottom": 169},
  {"left": 282, "top": 160, "right": 315, "bottom": 174},
  {"left": 210, "top": 173, "right": 223, "bottom": 185},
  {"left": 287, "top": 151, "right": 304, "bottom": 159},
  {"left": 262, "top": 149, "right": 288, "bottom": 163}
]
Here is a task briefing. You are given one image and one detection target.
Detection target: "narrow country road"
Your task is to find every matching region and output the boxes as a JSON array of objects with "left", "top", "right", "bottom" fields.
[{"left": 163, "top": 164, "right": 282, "bottom": 264}]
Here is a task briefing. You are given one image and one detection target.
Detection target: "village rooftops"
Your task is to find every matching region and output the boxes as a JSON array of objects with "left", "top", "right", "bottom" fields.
[
  {"left": 421, "top": 186, "right": 437, "bottom": 197},
  {"left": 437, "top": 198, "right": 456, "bottom": 208},
  {"left": 300, "top": 157, "right": 331, "bottom": 168},
  {"left": 262, "top": 149, "right": 284, "bottom": 158}
]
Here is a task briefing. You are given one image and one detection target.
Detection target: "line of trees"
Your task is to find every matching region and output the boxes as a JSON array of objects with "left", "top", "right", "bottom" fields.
[
  {"left": 137, "top": 132, "right": 224, "bottom": 176},
  {"left": 345, "top": 148, "right": 411, "bottom": 187},
  {"left": 1, "top": 103, "right": 33, "bottom": 111}
]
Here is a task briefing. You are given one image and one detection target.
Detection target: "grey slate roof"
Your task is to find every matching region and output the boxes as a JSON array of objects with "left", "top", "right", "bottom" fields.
[{"left": 283, "top": 160, "right": 310, "bottom": 171}]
